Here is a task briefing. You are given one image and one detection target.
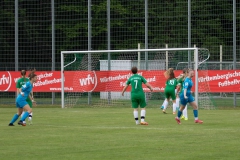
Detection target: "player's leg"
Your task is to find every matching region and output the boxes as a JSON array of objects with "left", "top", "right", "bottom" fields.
[
  {"left": 162, "top": 91, "right": 170, "bottom": 113},
  {"left": 161, "top": 89, "right": 169, "bottom": 110},
  {"left": 182, "top": 104, "right": 188, "bottom": 120},
  {"left": 170, "top": 91, "right": 177, "bottom": 114},
  {"left": 18, "top": 104, "right": 32, "bottom": 126},
  {"left": 172, "top": 100, "right": 177, "bottom": 114},
  {"left": 21, "top": 111, "right": 25, "bottom": 118},
  {"left": 175, "top": 105, "right": 185, "bottom": 124},
  {"left": 9, "top": 102, "right": 23, "bottom": 126},
  {"left": 160, "top": 99, "right": 166, "bottom": 110},
  {"left": 162, "top": 99, "right": 169, "bottom": 113},
  {"left": 162, "top": 99, "right": 169, "bottom": 114},
  {"left": 176, "top": 95, "right": 180, "bottom": 111},
  {"left": 26, "top": 99, "right": 33, "bottom": 124},
  {"left": 21, "top": 98, "right": 31, "bottom": 122},
  {"left": 175, "top": 94, "right": 187, "bottom": 124},
  {"left": 133, "top": 108, "right": 139, "bottom": 125},
  {"left": 131, "top": 96, "right": 139, "bottom": 125},
  {"left": 189, "top": 99, "right": 203, "bottom": 124},
  {"left": 139, "top": 96, "right": 148, "bottom": 125}
]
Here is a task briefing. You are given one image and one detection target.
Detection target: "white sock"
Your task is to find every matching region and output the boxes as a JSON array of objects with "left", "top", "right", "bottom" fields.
[
  {"left": 162, "top": 99, "right": 167, "bottom": 106},
  {"left": 21, "top": 111, "right": 25, "bottom": 118},
  {"left": 28, "top": 112, "right": 33, "bottom": 120},
  {"left": 163, "top": 100, "right": 168, "bottom": 110},
  {"left": 173, "top": 103, "right": 177, "bottom": 112},
  {"left": 133, "top": 111, "right": 139, "bottom": 124},
  {"left": 161, "top": 99, "right": 166, "bottom": 107},
  {"left": 141, "top": 110, "right": 146, "bottom": 122},
  {"left": 176, "top": 98, "right": 180, "bottom": 110},
  {"left": 183, "top": 105, "right": 188, "bottom": 118}
]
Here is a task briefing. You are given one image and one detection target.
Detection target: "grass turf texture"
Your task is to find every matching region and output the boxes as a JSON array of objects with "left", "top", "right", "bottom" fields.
[
  {"left": 1, "top": 96, "right": 240, "bottom": 108},
  {"left": 1, "top": 107, "right": 240, "bottom": 160}
]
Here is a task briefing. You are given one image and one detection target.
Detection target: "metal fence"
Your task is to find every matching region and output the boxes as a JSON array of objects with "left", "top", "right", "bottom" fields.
[{"left": 0, "top": 0, "right": 239, "bottom": 107}]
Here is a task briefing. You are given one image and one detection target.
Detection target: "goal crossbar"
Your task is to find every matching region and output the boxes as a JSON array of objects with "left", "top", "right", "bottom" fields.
[{"left": 61, "top": 48, "right": 199, "bottom": 108}]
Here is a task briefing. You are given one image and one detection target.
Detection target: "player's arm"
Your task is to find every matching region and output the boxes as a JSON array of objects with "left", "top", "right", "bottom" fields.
[
  {"left": 121, "top": 84, "right": 129, "bottom": 96},
  {"left": 28, "top": 94, "right": 33, "bottom": 101},
  {"left": 29, "top": 90, "right": 37, "bottom": 106},
  {"left": 16, "top": 80, "right": 21, "bottom": 95},
  {"left": 18, "top": 88, "right": 24, "bottom": 96},
  {"left": 19, "top": 82, "right": 29, "bottom": 96},
  {"left": 142, "top": 76, "right": 153, "bottom": 92},
  {"left": 17, "top": 88, "right": 21, "bottom": 95},
  {"left": 28, "top": 91, "right": 34, "bottom": 101},
  {"left": 30, "top": 91, "right": 34, "bottom": 100},
  {"left": 183, "top": 81, "right": 188, "bottom": 99},
  {"left": 176, "top": 80, "right": 181, "bottom": 93},
  {"left": 176, "top": 78, "right": 182, "bottom": 93},
  {"left": 165, "top": 80, "right": 167, "bottom": 86},
  {"left": 176, "top": 85, "right": 181, "bottom": 93},
  {"left": 145, "top": 82, "right": 153, "bottom": 92},
  {"left": 122, "top": 80, "right": 130, "bottom": 96},
  {"left": 184, "top": 89, "right": 187, "bottom": 99}
]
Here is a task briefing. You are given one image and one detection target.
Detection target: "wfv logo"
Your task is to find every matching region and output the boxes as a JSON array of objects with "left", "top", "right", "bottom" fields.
[
  {"left": 77, "top": 71, "right": 97, "bottom": 92},
  {"left": 0, "top": 71, "right": 12, "bottom": 91},
  {"left": 0, "top": 74, "right": 10, "bottom": 85},
  {"left": 79, "top": 74, "right": 95, "bottom": 86}
]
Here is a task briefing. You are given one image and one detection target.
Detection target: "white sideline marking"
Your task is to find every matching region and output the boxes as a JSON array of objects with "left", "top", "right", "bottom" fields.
[
  {"left": 38, "top": 125, "right": 240, "bottom": 131},
  {"left": 3, "top": 124, "right": 240, "bottom": 131},
  {"left": 42, "top": 125, "right": 175, "bottom": 130},
  {"left": 45, "top": 125, "right": 160, "bottom": 129}
]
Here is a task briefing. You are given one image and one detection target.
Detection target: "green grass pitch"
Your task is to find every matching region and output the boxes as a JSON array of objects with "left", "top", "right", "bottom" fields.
[{"left": 1, "top": 107, "right": 240, "bottom": 160}]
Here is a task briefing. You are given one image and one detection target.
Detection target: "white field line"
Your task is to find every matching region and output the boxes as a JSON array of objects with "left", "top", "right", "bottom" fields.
[{"left": 26, "top": 124, "right": 240, "bottom": 131}]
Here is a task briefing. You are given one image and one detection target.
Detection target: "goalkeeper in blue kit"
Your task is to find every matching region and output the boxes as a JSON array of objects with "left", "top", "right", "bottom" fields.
[
  {"left": 9, "top": 72, "right": 38, "bottom": 126},
  {"left": 175, "top": 69, "right": 203, "bottom": 124}
]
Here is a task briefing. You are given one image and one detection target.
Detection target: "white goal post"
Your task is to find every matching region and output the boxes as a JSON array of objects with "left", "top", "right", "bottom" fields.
[{"left": 61, "top": 48, "right": 199, "bottom": 108}]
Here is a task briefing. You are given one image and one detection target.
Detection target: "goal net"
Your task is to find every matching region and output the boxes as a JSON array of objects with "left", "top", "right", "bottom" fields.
[{"left": 61, "top": 48, "right": 215, "bottom": 109}]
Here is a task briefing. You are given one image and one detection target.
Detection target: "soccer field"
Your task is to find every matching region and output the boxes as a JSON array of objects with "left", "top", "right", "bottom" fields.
[{"left": 1, "top": 107, "right": 240, "bottom": 160}]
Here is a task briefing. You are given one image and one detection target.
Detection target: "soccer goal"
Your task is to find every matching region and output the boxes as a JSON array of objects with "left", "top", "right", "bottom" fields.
[{"left": 61, "top": 48, "right": 215, "bottom": 109}]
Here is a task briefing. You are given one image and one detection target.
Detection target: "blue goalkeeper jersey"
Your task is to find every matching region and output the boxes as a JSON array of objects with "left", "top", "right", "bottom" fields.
[
  {"left": 182, "top": 77, "right": 193, "bottom": 96},
  {"left": 16, "top": 81, "right": 33, "bottom": 101}
]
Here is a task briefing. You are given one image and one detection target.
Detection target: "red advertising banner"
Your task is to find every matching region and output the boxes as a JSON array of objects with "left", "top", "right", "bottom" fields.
[{"left": 0, "top": 70, "right": 240, "bottom": 92}]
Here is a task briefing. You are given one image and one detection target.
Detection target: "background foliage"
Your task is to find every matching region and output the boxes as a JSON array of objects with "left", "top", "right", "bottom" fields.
[{"left": 0, "top": 0, "right": 239, "bottom": 71}]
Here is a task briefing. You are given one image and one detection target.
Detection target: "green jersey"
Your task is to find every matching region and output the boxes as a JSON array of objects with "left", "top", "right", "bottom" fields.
[
  {"left": 16, "top": 77, "right": 29, "bottom": 89},
  {"left": 177, "top": 77, "right": 184, "bottom": 93},
  {"left": 164, "top": 78, "right": 177, "bottom": 100},
  {"left": 126, "top": 74, "right": 147, "bottom": 108},
  {"left": 165, "top": 78, "right": 177, "bottom": 91},
  {"left": 126, "top": 74, "right": 147, "bottom": 94}
]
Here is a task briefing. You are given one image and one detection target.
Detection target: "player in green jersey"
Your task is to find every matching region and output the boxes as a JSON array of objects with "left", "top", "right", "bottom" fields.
[
  {"left": 161, "top": 68, "right": 178, "bottom": 114},
  {"left": 16, "top": 70, "right": 35, "bottom": 124},
  {"left": 122, "top": 67, "right": 153, "bottom": 125},
  {"left": 176, "top": 68, "right": 188, "bottom": 120}
]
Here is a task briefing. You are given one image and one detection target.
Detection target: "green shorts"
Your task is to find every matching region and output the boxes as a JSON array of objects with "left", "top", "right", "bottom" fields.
[
  {"left": 164, "top": 89, "right": 176, "bottom": 100},
  {"left": 131, "top": 93, "right": 146, "bottom": 108},
  {"left": 26, "top": 98, "right": 33, "bottom": 108}
]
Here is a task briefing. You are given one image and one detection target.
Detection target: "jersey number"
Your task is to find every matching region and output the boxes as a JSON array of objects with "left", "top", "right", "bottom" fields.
[
  {"left": 169, "top": 80, "right": 175, "bottom": 85},
  {"left": 134, "top": 80, "right": 138, "bottom": 89}
]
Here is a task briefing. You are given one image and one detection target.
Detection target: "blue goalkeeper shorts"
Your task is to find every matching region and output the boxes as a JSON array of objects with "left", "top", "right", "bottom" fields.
[
  {"left": 179, "top": 93, "right": 195, "bottom": 106},
  {"left": 16, "top": 99, "right": 28, "bottom": 108}
]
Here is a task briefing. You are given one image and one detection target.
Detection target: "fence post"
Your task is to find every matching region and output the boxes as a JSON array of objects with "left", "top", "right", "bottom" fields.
[
  {"left": 220, "top": 45, "right": 222, "bottom": 97},
  {"left": 138, "top": 43, "right": 141, "bottom": 69},
  {"left": 15, "top": 0, "right": 18, "bottom": 71},
  {"left": 166, "top": 44, "right": 168, "bottom": 70},
  {"left": 51, "top": 0, "right": 55, "bottom": 104}
]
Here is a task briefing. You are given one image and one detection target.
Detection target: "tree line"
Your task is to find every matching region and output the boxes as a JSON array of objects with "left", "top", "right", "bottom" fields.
[{"left": 0, "top": 0, "right": 239, "bottom": 70}]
